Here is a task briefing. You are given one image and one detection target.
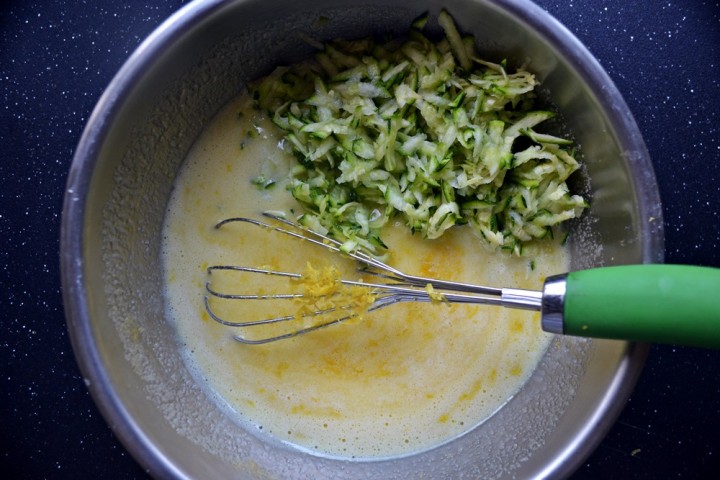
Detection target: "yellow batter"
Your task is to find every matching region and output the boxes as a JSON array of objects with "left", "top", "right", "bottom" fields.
[{"left": 161, "top": 94, "right": 567, "bottom": 458}]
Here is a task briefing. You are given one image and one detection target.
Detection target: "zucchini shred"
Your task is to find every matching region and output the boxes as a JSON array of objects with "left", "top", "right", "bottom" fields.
[{"left": 251, "top": 10, "right": 588, "bottom": 255}]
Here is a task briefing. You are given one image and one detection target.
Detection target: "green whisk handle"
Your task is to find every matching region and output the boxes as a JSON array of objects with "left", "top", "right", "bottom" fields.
[{"left": 542, "top": 265, "right": 720, "bottom": 349}]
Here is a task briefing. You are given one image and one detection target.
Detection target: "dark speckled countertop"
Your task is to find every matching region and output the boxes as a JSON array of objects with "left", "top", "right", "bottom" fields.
[{"left": 1, "top": 1, "right": 719, "bottom": 478}]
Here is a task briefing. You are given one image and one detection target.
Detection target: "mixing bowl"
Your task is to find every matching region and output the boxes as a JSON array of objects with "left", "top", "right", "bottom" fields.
[{"left": 61, "top": 0, "right": 664, "bottom": 478}]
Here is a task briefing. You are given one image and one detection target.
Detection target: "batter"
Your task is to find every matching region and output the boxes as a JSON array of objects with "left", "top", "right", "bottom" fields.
[{"left": 161, "top": 93, "right": 566, "bottom": 458}]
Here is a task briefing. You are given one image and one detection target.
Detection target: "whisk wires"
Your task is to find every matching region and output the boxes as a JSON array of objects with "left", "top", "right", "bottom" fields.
[{"left": 204, "top": 212, "right": 542, "bottom": 344}]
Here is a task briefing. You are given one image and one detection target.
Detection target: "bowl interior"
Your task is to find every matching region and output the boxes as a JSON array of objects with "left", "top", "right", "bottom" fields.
[{"left": 62, "top": 0, "right": 663, "bottom": 478}]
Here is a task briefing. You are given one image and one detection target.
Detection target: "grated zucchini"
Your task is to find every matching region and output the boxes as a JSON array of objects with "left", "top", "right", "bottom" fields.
[{"left": 251, "top": 10, "right": 588, "bottom": 255}]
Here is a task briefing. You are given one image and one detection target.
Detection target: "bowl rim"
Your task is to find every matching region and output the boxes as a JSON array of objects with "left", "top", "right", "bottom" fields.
[{"left": 60, "top": 0, "right": 664, "bottom": 478}]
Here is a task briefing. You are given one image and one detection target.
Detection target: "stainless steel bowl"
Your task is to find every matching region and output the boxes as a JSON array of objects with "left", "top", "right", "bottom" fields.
[{"left": 61, "top": 0, "right": 664, "bottom": 478}]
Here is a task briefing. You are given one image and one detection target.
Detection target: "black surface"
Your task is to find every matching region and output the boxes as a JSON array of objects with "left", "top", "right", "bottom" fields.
[{"left": 1, "top": 0, "right": 719, "bottom": 478}]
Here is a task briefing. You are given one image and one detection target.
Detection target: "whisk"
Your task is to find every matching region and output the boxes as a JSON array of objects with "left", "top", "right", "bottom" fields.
[{"left": 204, "top": 212, "right": 720, "bottom": 348}]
